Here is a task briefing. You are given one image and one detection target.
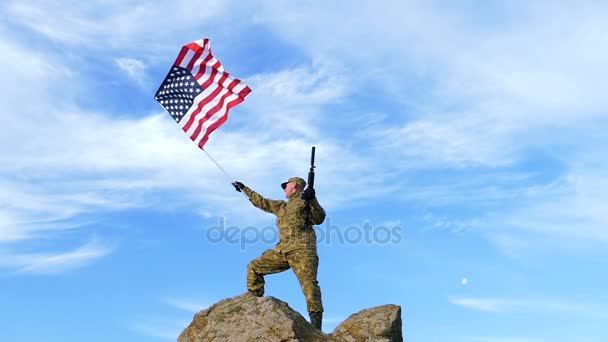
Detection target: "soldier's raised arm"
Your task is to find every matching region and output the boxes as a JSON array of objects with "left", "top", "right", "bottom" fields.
[
  {"left": 308, "top": 197, "right": 326, "bottom": 225},
  {"left": 233, "top": 181, "right": 283, "bottom": 215}
]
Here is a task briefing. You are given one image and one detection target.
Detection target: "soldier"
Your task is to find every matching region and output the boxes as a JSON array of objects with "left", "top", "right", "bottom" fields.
[{"left": 232, "top": 177, "right": 325, "bottom": 330}]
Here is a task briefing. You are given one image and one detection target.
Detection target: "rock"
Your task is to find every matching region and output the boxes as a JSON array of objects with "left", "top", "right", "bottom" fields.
[
  {"left": 331, "top": 305, "right": 403, "bottom": 342},
  {"left": 178, "top": 293, "right": 332, "bottom": 342},
  {"left": 178, "top": 293, "right": 403, "bottom": 342}
]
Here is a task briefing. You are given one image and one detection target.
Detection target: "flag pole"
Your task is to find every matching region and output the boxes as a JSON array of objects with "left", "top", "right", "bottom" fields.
[
  {"left": 202, "top": 148, "right": 232, "bottom": 181},
  {"left": 202, "top": 148, "right": 249, "bottom": 198}
]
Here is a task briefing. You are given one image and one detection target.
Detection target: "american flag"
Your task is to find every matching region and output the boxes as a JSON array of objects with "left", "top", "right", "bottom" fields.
[{"left": 154, "top": 38, "right": 251, "bottom": 149}]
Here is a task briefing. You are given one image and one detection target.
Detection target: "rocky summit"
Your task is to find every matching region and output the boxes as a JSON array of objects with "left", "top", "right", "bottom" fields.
[{"left": 178, "top": 293, "right": 402, "bottom": 342}]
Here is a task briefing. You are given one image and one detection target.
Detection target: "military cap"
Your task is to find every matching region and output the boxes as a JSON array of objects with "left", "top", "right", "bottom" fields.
[{"left": 281, "top": 177, "right": 307, "bottom": 190}]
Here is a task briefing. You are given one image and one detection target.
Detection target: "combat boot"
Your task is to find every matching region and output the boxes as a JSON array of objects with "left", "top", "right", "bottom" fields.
[
  {"left": 247, "top": 289, "right": 263, "bottom": 297},
  {"left": 309, "top": 311, "right": 322, "bottom": 330}
]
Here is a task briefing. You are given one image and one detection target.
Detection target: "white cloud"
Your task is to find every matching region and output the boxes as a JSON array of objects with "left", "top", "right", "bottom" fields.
[
  {"left": 372, "top": 112, "right": 517, "bottom": 168},
  {"left": 116, "top": 57, "right": 146, "bottom": 85},
  {"left": 243, "top": 62, "right": 349, "bottom": 139},
  {"left": 161, "top": 297, "right": 209, "bottom": 313},
  {"left": 449, "top": 297, "right": 604, "bottom": 318},
  {"left": 510, "top": 175, "right": 608, "bottom": 243},
  {"left": 0, "top": 238, "right": 113, "bottom": 274},
  {"left": 4, "top": 0, "right": 228, "bottom": 50},
  {"left": 483, "top": 157, "right": 608, "bottom": 256},
  {"left": 450, "top": 297, "right": 505, "bottom": 313},
  {"left": 252, "top": 1, "right": 608, "bottom": 168},
  {"left": 0, "top": 30, "right": 65, "bottom": 80},
  {"left": 0, "top": 178, "right": 136, "bottom": 244}
]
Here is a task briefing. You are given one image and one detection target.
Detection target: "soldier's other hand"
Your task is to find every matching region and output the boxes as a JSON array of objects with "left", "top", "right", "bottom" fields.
[
  {"left": 302, "top": 188, "right": 316, "bottom": 201},
  {"left": 232, "top": 181, "right": 245, "bottom": 192}
]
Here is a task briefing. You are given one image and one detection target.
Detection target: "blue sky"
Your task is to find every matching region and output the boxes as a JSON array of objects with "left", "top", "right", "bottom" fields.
[{"left": 1, "top": 1, "right": 607, "bottom": 341}]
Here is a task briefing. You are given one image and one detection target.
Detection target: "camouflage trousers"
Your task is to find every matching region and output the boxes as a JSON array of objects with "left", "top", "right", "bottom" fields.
[{"left": 247, "top": 248, "right": 323, "bottom": 313}]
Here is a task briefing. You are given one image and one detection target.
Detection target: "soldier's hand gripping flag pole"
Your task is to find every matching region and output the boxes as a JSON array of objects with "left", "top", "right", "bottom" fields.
[{"left": 154, "top": 38, "right": 251, "bottom": 191}]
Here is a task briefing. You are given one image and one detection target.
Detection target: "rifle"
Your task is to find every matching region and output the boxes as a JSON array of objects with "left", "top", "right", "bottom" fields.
[{"left": 302, "top": 146, "right": 316, "bottom": 227}]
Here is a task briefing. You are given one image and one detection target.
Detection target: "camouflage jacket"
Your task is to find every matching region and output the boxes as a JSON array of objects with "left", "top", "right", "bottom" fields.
[{"left": 242, "top": 186, "right": 326, "bottom": 253}]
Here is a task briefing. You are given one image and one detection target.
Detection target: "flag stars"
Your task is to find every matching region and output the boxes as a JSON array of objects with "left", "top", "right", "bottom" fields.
[{"left": 155, "top": 66, "right": 206, "bottom": 124}]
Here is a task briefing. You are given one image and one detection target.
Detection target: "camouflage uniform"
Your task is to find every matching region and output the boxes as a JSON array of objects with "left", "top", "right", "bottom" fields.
[{"left": 242, "top": 178, "right": 325, "bottom": 315}]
